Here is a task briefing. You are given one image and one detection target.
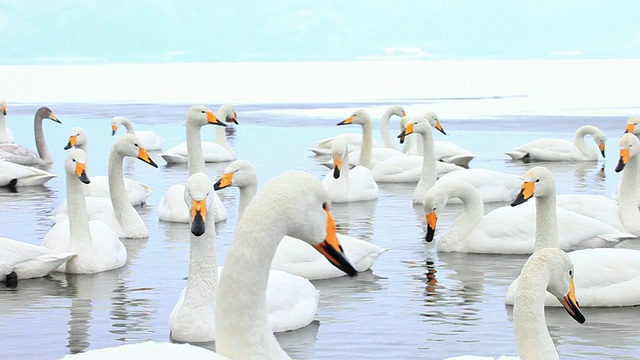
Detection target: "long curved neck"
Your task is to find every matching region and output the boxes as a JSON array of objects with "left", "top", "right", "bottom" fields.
[
  {"left": 76, "top": 143, "right": 88, "bottom": 156},
  {"left": 34, "top": 114, "right": 51, "bottom": 162},
  {"left": 573, "top": 126, "right": 597, "bottom": 157},
  {"left": 108, "top": 149, "right": 141, "bottom": 235},
  {"left": 513, "top": 263, "right": 558, "bottom": 359},
  {"left": 380, "top": 109, "right": 397, "bottom": 150},
  {"left": 534, "top": 194, "right": 559, "bottom": 250},
  {"left": 0, "top": 113, "right": 7, "bottom": 136},
  {"left": 122, "top": 118, "right": 135, "bottom": 134},
  {"left": 237, "top": 183, "right": 258, "bottom": 222},
  {"left": 416, "top": 129, "right": 436, "bottom": 194},
  {"left": 186, "top": 122, "right": 205, "bottom": 175},
  {"left": 619, "top": 154, "right": 640, "bottom": 234},
  {"left": 359, "top": 122, "right": 373, "bottom": 169},
  {"left": 183, "top": 215, "right": 218, "bottom": 310},
  {"left": 66, "top": 173, "right": 92, "bottom": 256},
  {"left": 215, "top": 126, "right": 233, "bottom": 154},
  {"left": 438, "top": 184, "right": 485, "bottom": 250}
]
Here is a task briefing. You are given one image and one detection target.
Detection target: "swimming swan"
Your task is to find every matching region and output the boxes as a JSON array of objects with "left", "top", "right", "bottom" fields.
[
  {"left": 42, "top": 149, "right": 126, "bottom": 274},
  {"left": 0, "top": 159, "right": 56, "bottom": 188},
  {"left": 215, "top": 160, "right": 385, "bottom": 280},
  {"left": 111, "top": 116, "right": 165, "bottom": 150},
  {"left": 215, "top": 171, "right": 358, "bottom": 359},
  {"left": 505, "top": 125, "right": 606, "bottom": 162},
  {"left": 0, "top": 237, "right": 75, "bottom": 286},
  {"left": 0, "top": 101, "right": 13, "bottom": 143},
  {"left": 0, "top": 107, "right": 60, "bottom": 166},
  {"left": 62, "top": 341, "right": 227, "bottom": 359},
  {"left": 321, "top": 139, "right": 379, "bottom": 202}
]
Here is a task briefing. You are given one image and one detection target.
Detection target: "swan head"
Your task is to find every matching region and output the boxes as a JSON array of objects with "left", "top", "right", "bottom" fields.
[
  {"left": 248, "top": 171, "right": 358, "bottom": 277},
  {"left": 511, "top": 166, "right": 556, "bottom": 206},
  {"left": 64, "top": 127, "right": 87, "bottom": 150},
  {"left": 615, "top": 133, "right": 640, "bottom": 172},
  {"left": 388, "top": 105, "right": 406, "bottom": 118},
  {"left": 337, "top": 109, "right": 371, "bottom": 127},
  {"left": 523, "top": 248, "right": 585, "bottom": 324},
  {"left": 214, "top": 159, "right": 257, "bottom": 190},
  {"left": 184, "top": 172, "right": 215, "bottom": 237},
  {"left": 590, "top": 128, "right": 607, "bottom": 158},
  {"left": 331, "top": 139, "right": 348, "bottom": 179},
  {"left": 624, "top": 116, "right": 640, "bottom": 136},
  {"left": 187, "top": 105, "right": 226, "bottom": 128},
  {"left": 422, "top": 185, "right": 451, "bottom": 242},
  {"left": 398, "top": 115, "right": 446, "bottom": 144},
  {"left": 114, "top": 133, "right": 158, "bottom": 168},
  {"left": 1, "top": 101, "right": 6, "bottom": 116},
  {"left": 218, "top": 104, "right": 238, "bottom": 125},
  {"left": 65, "top": 148, "right": 90, "bottom": 184},
  {"left": 37, "top": 107, "right": 61, "bottom": 124},
  {"left": 111, "top": 116, "right": 127, "bottom": 136}
]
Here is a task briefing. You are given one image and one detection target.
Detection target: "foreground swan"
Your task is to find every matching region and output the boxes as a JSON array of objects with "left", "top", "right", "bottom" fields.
[
  {"left": 215, "top": 171, "right": 358, "bottom": 359},
  {"left": 157, "top": 105, "right": 227, "bottom": 223},
  {"left": 170, "top": 173, "right": 322, "bottom": 342},
  {"left": 422, "top": 179, "right": 634, "bottom": 254},
  {"left": 0, "top": 107, "right": 60, "bottom": 166},
  {"left": 505, "top": 125, "right": 607, "bottom": 162},
  {"left": 111, "top": 116, "right": 165, "bottom": 151},
  {"left": 55, "top": 134, "right": 158, "bottom": 238},
  {"left": 215, "top": 160, "right": 385, "bottom": 280},
  {"left": 321, "top": 139, "right": 379, "bottom": 202},
  {"left": 0, "top": 101, "right": 13, "bottom": 143},
  {"left": 160, "top": 104, "right": 237, "bottom": 164},
  {"left": 62, "top": 341, "right": 225, "bottom": 360},
  {"left": 505, "top": 161, "right": 640, "bottom": 307},
  {"left": 42, "top": 149, "right": 126, "bottom": 273},
  {"left": 0, "top": 237, "right": 75, "bottom": 286},
  {"left": 63, "top": 127, "right": 153, "bottom": 206},
  {"left": 446, "top": 248, "right": 585, "bottom": 360}
]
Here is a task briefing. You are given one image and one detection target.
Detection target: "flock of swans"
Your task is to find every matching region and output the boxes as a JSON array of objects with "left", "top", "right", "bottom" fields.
[{"left": 0, "top": 101, "right": 639, "bottom": 359}]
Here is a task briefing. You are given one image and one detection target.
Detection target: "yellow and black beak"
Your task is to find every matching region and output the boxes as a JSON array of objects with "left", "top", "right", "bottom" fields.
[
  {"left": 111, "top": 123, "right": 118, "bottom": 136},
  {"left": 434, "top": 120, "right": 446, "bottom": 135},
  {"left": 75, "top": 161, "right": 90, "bottom": 184},
  {"left": 511, "top": 181, "right": 535, "bottom": 206},
  {"left": 137, "top": 147, "right": 158, "bottom": 168},
  {"left": 190, "top": 199, "right": 208, "bottom": 236},
  {"left": 599, "top": 143, "right": 606, "bottom": 158},
  {"left": 230, "top": 111, "right": 238, "bottom": 125},
  {"left": 559, "top": 279, "right": 586, "bottom": 324},
  {"left": 49, "top": 113, "right": 61, "bottom": 124},
  {"left": 213, "top": 172, "right": 234, "bottom": 190},
  {"left": 1, "top": 104, "right": 6, "bottom": 116},
  {"left": 333, "top": 157, "right": 343, "bottom": 179},
  {"left": 425, "top": 211, "right": 437, "bottom": 242},
  {"left": 64, "top": 135, "right": 77, "bottom": 150},
  {"left": 312, "top": 208, "right": 358, "bottom": 277},
  {"left": 337, "top": 115, "right": 354, "bottom": 126},
  {"left": 615, "top": 148, "right": 630, "bottom": 173},
  {"left": 207, "top": 110, "right": 227, "bottom": 127},
  {"left": 398, "top": 123, "right": 414, "bottom": 144},
  {"left": 625, "top": 123, "right": 635, "bottom": 134},
  {"left": 401, "top": 110, "right": 406, "bottom": 117}
]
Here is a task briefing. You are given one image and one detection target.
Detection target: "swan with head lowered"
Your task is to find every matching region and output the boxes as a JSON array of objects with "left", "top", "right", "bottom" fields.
[
  {"left": 0, "top": 107, "right": 60, "bottom": 167},
  {"left": 506, "top": 125, "right": 607, "bottom": 162},
  {"left": 157, "top": 105, "right": 228, "bottom": 223},
  {"left": 53, "top": 134, "right": 158, "bottom": 238},
  {"left": 505, "top": 157, "right": 640, "bottom": 307},
  {"left": 446, "top": 248, "right": 585, "bottom": 360},
  {"left": 0, "top": 101, "right": 14, "bottom": 143},
  {"left": 111, "top": 116, "right": 165, "bottom": 151},
  {"left": 0, "top": 160, "right": 56, "bottom": 189},
  {"left": 42, "top": 149, "right": 126, "bottom": 274},
  {"left": 215, "top": 170, "right": 358, "bottom": 359},
  {"left": 159, "top": 104, "right": 237, "bottom": 164},
  {"left": 321, "top": 139, "right": 379, "bottom": 202},
  {"left": 215, "top": 160, "right": 385, "bottom": 280}
]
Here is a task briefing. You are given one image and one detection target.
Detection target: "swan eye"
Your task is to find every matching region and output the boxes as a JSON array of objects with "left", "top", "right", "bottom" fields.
[
  {"left": 569, "top": 270, "right": 573, "bottom": 277},
  {"left": 134, "top": 143, "right": 139, "bottom": 147},
  {"left": 432, "top": 207, "right": 436, "bottom": 211},
  {"left": 72, "top": 159, "right": 76, "bottom": 162},
  {"left": 535, "top": 179, "right": 540, "bottom": 183},
  {"left": 201, "top": 110, "right": 206, "bottom": 114},
  {"left": 322, "top": 202, "right": 328, "bottom": 210}
]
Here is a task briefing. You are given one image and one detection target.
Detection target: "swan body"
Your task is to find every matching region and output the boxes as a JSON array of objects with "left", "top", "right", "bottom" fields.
[
  {"left": 112, "top": 116, "right": 165, "bottom": 150},
  {"left": 321, "top": 139, "right": 379, "bottom": 202},
  {"left": 506, "top": 125, "right": 606, "bottom": 162},
  {"left": 0, "top": 159, "right": 56, "bottom": 187},
  {"left": 370, "top": 154, "right": 463, "bottom": 183},
  {"left": 0, "top": 237, "right": 75, "bottom": 283},
  {"left": 158, "top": 105, "right": 228, "bottom": 223},
  {"left": 215, "top": 171, "right": 358, "bottom": 359},
  {"left": 42, "top": 149, "right": 126, "bottom": 274},
  {"left": 0, "top": 101, "right": 14, "bottom": 143},
  {"left": 437, "top": 168, "right": 523, "bottom": 203},
  {"left": 0, "top": 107, "right": 60, "bottom": 166},
  {"left": 422, "top": 180, "right": 635, "bottom": 254},
  {"left": 62, "top": 341, "right": 227, "bottom": 360},
  {"left": 159, "top": 105, "right": 237, "bottom": 164},
  {"left": 216, "top": 160, "right": 385, "bottom": 280}
]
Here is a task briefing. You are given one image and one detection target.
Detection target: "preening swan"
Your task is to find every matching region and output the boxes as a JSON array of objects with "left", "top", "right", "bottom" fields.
[
  {"left": 0, "top": 107, "right": 60, "bottom": 166},
  {"left": 447, "top": 248, "right": 585, "bottom": 360},
  {"left": 0, "top": 237, "right": 75, "bottom": 286},
  {"left": 0, "top": 101, "right": 14, "bottom": 143},
  {"left": 321, "top": 139, "right": 379, "bottom": 202},
  {"left": 215, "top": 159, "right": 385, "bottom": 280},
  {"left": 111, "top": 116, "right": 165, "bottom": 151},
  {"left": 215, "top": 171, "right": 358, "bottom": 359},
  {"left": 157, "top": 105, "right": 228, "bottom": 223},
  {"left": 505, "top": 125, "right": 607, "bottom": 162},
  {"left": 42, "top": 149, "right": 127, "bottom": 274},
  {"left": 505, "top": 159, "right": 640, "bottom": 307}
]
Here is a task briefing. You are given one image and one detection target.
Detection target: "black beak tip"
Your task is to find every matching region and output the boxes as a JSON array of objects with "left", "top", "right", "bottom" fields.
[
  {"left": 601, "top": 150, "right": 606, "bottom": 158},
  {"left": 191, "top": 222, "right": 205, "bottom": 237},
  {"left": 333, "top": 167, "right": 340, "bottom": 179},
  {"left": 511, "top": 192, "right": 528, "bottom": 207},
  {"left": 425, "top": 226, "right": 435, "bottom": 243},
  {"left": 79, "top": 171, "right": 91, "bottom": 184},
  {"left": 615, "top": 158, "right": 625, "bottom": 173},
  {"left": 213, "top": 180, "right": 222, "bottom": 191},
  {"left": 143, "top": 157, "right": 159, "bottom": 168},
  {"left": 63, "top": 143, "right": 73, "bottom": 150},
  {"left": 111, "top": 130, "right": 116, "bottom": 136}
]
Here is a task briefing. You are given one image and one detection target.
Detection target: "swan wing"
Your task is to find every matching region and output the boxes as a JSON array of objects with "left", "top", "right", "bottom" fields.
[
  {"left": 266, "top": 269, "right": 319, "bottom": 333},
  {"left": 0, "top": 160, "right": 55, "bottom": 186}
]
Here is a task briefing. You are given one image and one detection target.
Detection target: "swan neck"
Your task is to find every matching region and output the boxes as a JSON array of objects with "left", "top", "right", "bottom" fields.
[
  {"left": 619, "top": 155, "right": 640, "bottom": 233},
  {"left": 34, "top": 113, "right": 51, "bottom": 162},
  {"left": 416, "top": 129, "right": 436, "bottom": 193},
  {"left": 66, "top": 172, "right": 92, "bottom": 253},
  {"left": 108, "top": 149, "right": 137, "bottom": 231},
  {"left": 359, "top": 122, "right": 373, "bottom": 168},
  {"left": 237, "top": 184, "right": 258, "bottom": 222},
  {"left": 573, "top": 126, "right": 595, "bottom": 157},
  {"left": 534, "top": 195, "right": 559, "bottom": 251},
  {"left": 380, "top": 109, "right": 397, "bottom": 150},
  {"left": 186, "top": 122, "right": 205, "bottom": 175},
  {"left": 184, "top": 217, "right": 218, "bottom": 307},
  {"left": 0, "top": 113, "right": 6, "bottom": 133},
  {"left": 122, "top": 118, "right": 135, "bottom": 134}
]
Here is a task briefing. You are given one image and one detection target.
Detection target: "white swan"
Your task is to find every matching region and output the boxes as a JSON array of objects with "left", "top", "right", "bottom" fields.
[
  {"left": 0, "top": 107, "right": 60, "bottom": 166},
  {"left": 111, "top": 116, "right": 165, "bottom": 151},
  {"left": 613, "top": 116, "right": 640, "bottom": 205},
  {"left": 215, "top": 171, "right": 358, "bottom": 359},
  {"left": 0, "top": 237, "right": 75, "bottom": 286},
  {"left": 505, "top": 125, "right": 607, "bottom": 162},
  {"left": 308, "top": 105, "right": 405, "bottom": 155},
  {"left": 0, "top": 159, "right": 56, "bottom": 188},
  {"left": 446, "top": 248, "right": 585, "bottom": 360},
  {"left": 322, "top": 139, "right": 379, "bottom": 202},
  {"left": 437, "top": 169, "right": 523, "bottom": 203},
  {"left": 63, "top": 126, "right": 153, "bottom": 206},
  {"left": 505, "top": 158, "right": 640, "bottom": 307},
  {"left": 0, "top": 101, "right": 14, "bottom": 143},
  {"left": 215, "top": 160, "right": 385, "bottom": 280},
  {"left": 54, "top": 134, "right": 158, "bottom": 238},
  {"left": 157, "top": 105, "right": 227, "bottom": 223},
  {"left": 42, "top": 149, "right": 127, "bottom": 274},
  {"left": 422, "top": 179, "right": 635, "bottom": 254},
  {"left": 62, "top": 341, "right": 226, "bottom": 360},
  {"left": 159, "top": 104, "right": 236, "bottom": 164}
]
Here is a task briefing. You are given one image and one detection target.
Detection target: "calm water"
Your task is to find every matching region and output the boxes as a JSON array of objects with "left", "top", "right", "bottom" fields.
[{"left": 0, "top": 101, "right": 638, "bottom": 359}]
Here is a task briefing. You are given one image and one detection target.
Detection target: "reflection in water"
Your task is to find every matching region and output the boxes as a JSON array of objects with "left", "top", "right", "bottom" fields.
[{"left": 330, "top": 199, "right": 376, "bottom": 242}]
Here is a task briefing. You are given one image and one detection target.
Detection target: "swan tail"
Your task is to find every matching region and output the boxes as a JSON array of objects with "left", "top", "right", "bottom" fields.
[
  {"left": 307, "top": 147, "right": 331, "bottom": 156},
  {"left": 505, "top": 151, "right": 527, "bottom": 160},
  {"left": 441, "top": 154, "right": 475, "bottom": 168},
  {"left": 158, "top": 153, "right": 187, "bottom": 164},
  {"left": 598, "top": 233, "right": 638, "bottom": 243}
]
